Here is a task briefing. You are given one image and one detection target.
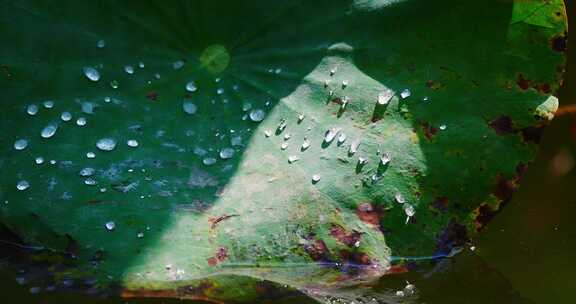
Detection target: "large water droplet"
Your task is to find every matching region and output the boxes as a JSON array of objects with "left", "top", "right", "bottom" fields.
[
  {"left": 26, "top": 104, "right": 38, "bottom": 115},
  {"left": 203, "top": 157, "right": 217, "bottom": 166},
  {"left": 83, "top": 67, "right": 100, "bottom": 82},
  {"left": 35, "top": 157, "right": 44, "bottom": 165},
  {"left": 16, "top": 180, "right": 30, "bottom": 191},
  {"left": 312, "top": 174, "right": 321, "bottom": 183},
  {"left": 124, "top": 65, "right": 134, "bottom": 74},
  {"left": 395, "top": 193, "right": 405, "bottom": 204},
  {"left": 288, "top": 155, "right": 299, "bottom": 163},
  {"left": 14, "top": 139, "right": 28, "bottom": 150},
  {"left": 40, "top": 123, "right": 58, "bottom": 138},
  {"left": 96, "top": 138, "right": 117, "bottom": 151},
  {"left": 380, "top": 153, "right": 391, "bottom": 166},
  {"left": 337, "top": 133, "right": 347, "bottom": 145},
  {"left": 249, "top": 109, "right": 266, "bottom": 122},
  {"left": 400, "top": 89, "right": 411, "bottom": 99},
  {"left": 219, "top": 148, "right": 235, "bottom": 159},
  {"left": 60, "top": 112, "right": 72, "bottom": 121},
  {"left": 301, "top": 138, "right": 311, "bottom": 150},
  {"left": 281, "top": 142, "right": 288, "bottom": 150},
  {"left": 182, "top": 101, "right": 197, "bottom": 114},
  {"left": 185, "top": 81, "right": 197, "bottom": 92}
]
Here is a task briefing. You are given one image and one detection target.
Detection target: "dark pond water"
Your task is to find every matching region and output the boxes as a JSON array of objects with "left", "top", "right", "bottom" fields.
[{"left": 1, "top": 1, "right": 574, "bottom": 303}]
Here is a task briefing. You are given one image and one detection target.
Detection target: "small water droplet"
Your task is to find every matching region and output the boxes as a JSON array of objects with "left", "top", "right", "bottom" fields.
[
  {"left": 105, "top": 221, "right": 116, "bottom": 231},
  {"left": 35, "top": 157, "right": 44, "bottom": 165},
  {"left": 173, "top": 60, "right": 185, "bottom": 70},
  {"left": 422, "top": 96, "right": 430, "bottom": 102},
  {"left": 76, "top": 117, "right": 87, "bottom": 126},
  {"left": 14, "top": 139, "right": 28, "bottom": 150},
  {"left": 60, "top": 111, "right": 72, "bottom": 121},
  {"left": 337, "top": 133, "right": 347, "bottom": 145},
  {"left": 324, "top": 79, "right": 330, "bottom": 88},
  {"left": 216, "top": 88, "right": 224, "bottom": 95},
  {"left": 349, "top": 140, "right": 360, "bottom": 155},
  {"left": 219, "top": 148, "right": 235, "bottom": 159},
  {"left": 274, "top": 68, "right": 282, "bottom": 74},
  {"left": 324, "top": 128, "right": 340, "bottom": 143},
  {"left": 230, "top": 136, "right": 242, "bottom": 146},
  {"left": 138, "top": 62, "right": 145, "bottom": 68},
  {"left": 439, "top": 124, "right": 447, "bottom": 130},
  {"left": 104, "top": 97, "right": 111, "bottom": 103},
  {"left": 378, "top": 89, "right": 394, "bottom": 105},
  {"left": 404, "top": 204, "right": 415, "bottom": 224},
  {"left": 341, "top": 80, "right": 348, "bottom": 89},
  {"left": 137, "top": 232, "right": 144, "bottom": 238},
  {"left": 49, "top": 160, "right": 57, "bottom": 165},
  {"left": 96, "top": 39, "right": 106, "bottom": 48},
  {"left": 79, "top": 167, "right": 95, "bottom": 177},
  {"left": 301, "top": 138, "right": 311, "bottom": 150},
  {"left": 182, "top": 101, "right": 197, "bottom": 114},
  {"left": 127, "top": 139, "right": 139, "bottom": 147},
  {"left": 288, "top": 155, "right": 299, "bottom": 163},
  {"left": 277, "top": 119, "right": 287, "bottom": 133},
  {"left": 242, "top": 102, "right": 252, "bottom": 112},
  {"left": 124, "top": 65, "right": 134, "bottom": 74},
  {"left": 26, "top": 104, "right": 39, "bottom": 115},
  {"left": 264, "top": 130, "right": 272, "bottom": 137},
  {"left": 358, "top": 157, "right": 368, "bottom": 165},
  {"left": 185, "top": 81, "right": 197, "bottom": 92},
  {"left": 110, "top": 80, "right": 119, "bottom": 89},
  {"left": 96, "top": 138, "right": 117, "bottom": 151},
  {"left": 400, "top": 89, "right": 411, "bottom": 99},
  {"left": 341, "top": 97, "right": 349, "bottom": 110},
  {"left": 16, "top": 180, "right": 30, "bottom": 191},
  {"left": 395, "top": 193, "right": 405, "bottom": 204},
  {"left": 281, "top": 142, "right": 288, "bottom": 150},
  {"left": 298, "top": 114, "right": 305, "bottom": 123},
  {"left": 330, "top": 67, "right": 337, "bottom": 76},
  {"left": 43, "top": 100, "right": 54, "bottom": 108},
  {"left": 380, "top": 153, "right": 391, "bottom": 166},
  {"left": 40, "top": 123, "right": 58, "bottom": 138},
  {"left": 283, "top": 134, "right": 291, "bottom": 140},
  {"left": 86, "top": 152, "right": 96, "bottom": 159},
  {"left": 203, "top": 157, "right": 217, "bottom": 166},
  {"left": 312, "top": 174, "right": 321, "bottom": 183},
  {"left": 84, "top": 178, "right": 97, "bottom": 186},
  {"left": 83, "top": 67, "right": 100, "bottom": 82},
  {"left": 249, "top": 109, "right": 266, "bottom": 122}
]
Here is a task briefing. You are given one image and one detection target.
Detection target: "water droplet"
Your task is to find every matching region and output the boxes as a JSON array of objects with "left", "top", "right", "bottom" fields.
[
  {"left": 230, "top": 136, "right": 242, "bottom": 146},
  {"left": 439, "top": 124, "right": 447, "bottom": 130},
  {"left": 400, "top": 89, "right": 411, "bottom": 99},
  {"left": 371, "top": 173, "right": 382, "bottom": 182},
  {"left": 301, "top": 138, "right": 311, "bottom": 150},
  {"left": 324, "top": 79, "right": 330, "bottom": 88},
  {"left": 49, "top": 160, "right": 57, "bottom": 165},
  {"left": 185, "top": 81, "right": 197, "bottom": 92},
  {"left": 404, "top": 204, "right": 415, "bottom": 224},
  {"left": 324, "top": 128, "right": 340, "bottom": 143},
  {"left": 281, "top": 142, "right": 288, "bottom": 150},
  {"left": 26, "top": 104, "right": 38, "bottom": 115},
  {"left": 110, "top": 80, "right": 119, "bottom": 89},
  {"left": 124, "top": 65, "right": 134, "bottom": 74},
  {"left": 138, "top": 62, "right": 145, "bottom": 68},
  {"left": 242, "top": 102, "right": 252, "bottom": 112},
  {"left": 14, "top": 139, "right": 28, "bottom": 150},
  {"left": 288, "top": 155, "right": 299, "bottom": 163},
  {"left": 127, "top": 139, "right": 139, "bottom": 147},
  {"left": 96, "top": 39, "right": 106, "bottom": 48},
  {"left": 337, "top": 133, "right": 347, "bottom": 144},
  {"left": 16, "top": 180, "right": 29, "bottom": 191},
  {"left": 312, "top": 174, "right": 321, "bottom": 183},
  {"left": 86, "top": 152, "right": 96, "bottom": 159},
  {"left": 216, "top": 88, "right": 224, "bottom": 95},
  {"left": 422, "top": 96, "right": 430, "bottom": 102},
  {"left": 349, "top": 140, "right": 360, "bottom": 155},
  {"left": 79, "top": 167, "right": 95, "bottom": 177},
  {"left": 203, "top": 157, "right": 217, "bottom": 166},
  {"left": 35, "top": 157, "right": 44, "bottom": 165},
  {"left": 173, "top": 60, "right": 185, "bottom": 70},
  {"left": 84, "top": 178, "right": 97, "bottom": 186},
  {"left": 380, "top": 153, "right": 391, "bottom": 166},
  {"left": 83, "top": 67, "right": 100, "bottom": 82},
  {"left": 219, "top": 148, "right": 235, "bottom": 159},
  {"left": 43, "top": 100, "right": 54, "bottom": 108},
  {"left": 396, "top": 290, "right": 405, "bottom": 297},
  {"left": 249, "top": 109, "right": 266, "bottom": 122},
  {"left": 341, "top": 97, "right": 349, "bottom": 110},
  {"left": 330, "top": 67, "right": 337, "bottom": 76},
  {"left": 137, "top": 232, "right": 144, "bottom": 238},
  {"left": 104, "top": 97, "right": 111, "bottom": 103},
  {"left": 60, "top": 111, "right": 72, "bottom": 121},
  {"left": 264, "top": 130, "right": 272, "bottom": 137},
  {"left": 283, "top": 134, "right": 291, "bottom": 140},
  {"left": 341, "top": 80, "right": 348, "bottom": 89},
  {"left": 298, "top": 114, "right": 305, "bottom": 123},
  {"left": 274, "top": 68, "right": 282, "bottom": 74},
  {"left": 40, "top": 123, "right": 58, "bottom": 138},
  {"left": 358, "top": 157, "right": 368, "bottom": 165},
  {"left": 378, "top": 89, "right": 394, "bottom": 105},
  {"left": 277, "top": 119, "right": 287, "bottom": 133},
  {"left": 105, "top": 221, "right": 116, "bottom": 231},
  {"left": 76, "top": 117, "right": 87, "bottom": 126},
  {"left": 395, "top": 193, "right": 405, "bottom": 204},
  {"left": 182, "top": 101, "right": 197, "bottom": 114},
  {"left": 96, "top": 138, "right": 117, "bottom": 151}
]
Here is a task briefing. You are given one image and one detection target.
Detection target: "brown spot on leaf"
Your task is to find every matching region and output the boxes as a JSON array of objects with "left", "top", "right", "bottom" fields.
[
  {"left": 356, "top": 203, "right": 383, "bottom": 227},
  {"left": 494, "top": 174, "right": 517, "bottom": 203},
  {"left": 489, "top": 115, "right": 514, "bottom": 135},
  {"left": 432, "top": 196, "right": 449, "bottom": 212},
  {"left": 303, "top": 239, "right": 331, "bottom": 262},
  {"left": 329, "top": 224, "right": 362, "bottom": 247},
  {"left": 421, "top": 122, "right": 438, "bottom": 141},
  {"left": 474, "top": 204, "right": 498, "bottom": 231},
  {"left": 516, "top": 74, "right": 531, "bottom": 90},
  {"left": 551, "top": 34, "right": 567, "bottom": 53},
  {"left": 521, "top": 126, "right": 544, "bottom": 144},
  {"left": 207, "top": 247, "right": 229, "bottom": 266}
]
